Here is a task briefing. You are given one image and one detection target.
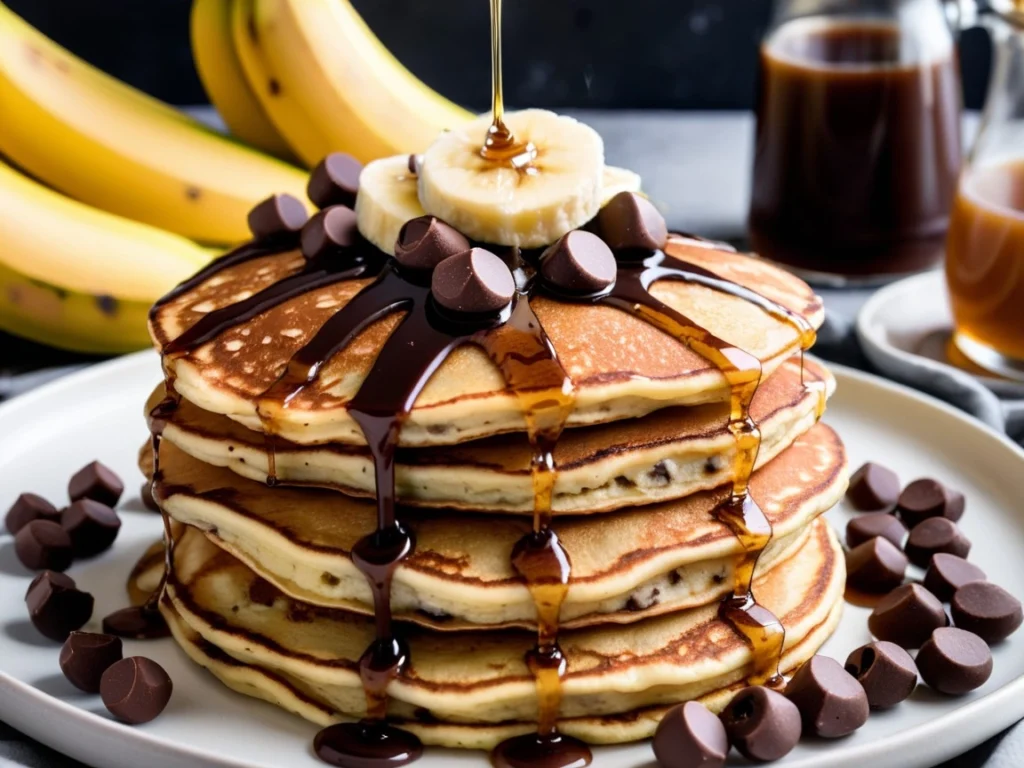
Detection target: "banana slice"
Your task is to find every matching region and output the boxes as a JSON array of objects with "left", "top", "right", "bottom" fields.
[
  {"left": 418, "top": 109, "right": 604, "bottom": 248},
  {"left": 601, "top": 165, "right": 642, "bottom": 204},
  {"left": 355, "top": 154, "right": 424, "bottom": 254}
]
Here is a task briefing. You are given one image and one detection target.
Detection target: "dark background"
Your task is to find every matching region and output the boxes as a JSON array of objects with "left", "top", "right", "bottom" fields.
[{"left": 5, "top": 0, "right": 993, "bottom": 111}]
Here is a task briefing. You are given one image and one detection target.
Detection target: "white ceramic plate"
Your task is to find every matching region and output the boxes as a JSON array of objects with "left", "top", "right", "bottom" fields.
[{"left": 1, "top": 352, "right": 1023, "bottom": 768}]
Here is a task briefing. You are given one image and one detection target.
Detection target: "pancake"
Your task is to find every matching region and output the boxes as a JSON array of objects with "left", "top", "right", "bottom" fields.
[
  {"left": 156, "top": 518, "right": 844, "bottom": 747},
  {"left": 151, "top": 237, "right": 823, "bottom": 447},
  {"left": 151, "top": 423, "right": 847, "bottom": 628},
  {"left": 152, "top": 357, "right": 833, "bottom": 514}
]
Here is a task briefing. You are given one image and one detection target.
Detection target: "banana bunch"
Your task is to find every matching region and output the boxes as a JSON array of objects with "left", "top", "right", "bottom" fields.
[
  {"left": 0, "top": 1, "right": 308, "bottom": 245},
  {"left": 357, "top": 110, "right": 643, "bottom": 252},
  {"left": 0, "top": 159, "right": 214, "bottom": 354},
  {"left": 227, "top": 0, "right": 474, "bottom": 166}
]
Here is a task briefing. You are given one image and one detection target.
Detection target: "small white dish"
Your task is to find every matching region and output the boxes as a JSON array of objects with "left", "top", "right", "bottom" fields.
[{"left": 1, "top": 352, "right": 1023, "bottom": 768}]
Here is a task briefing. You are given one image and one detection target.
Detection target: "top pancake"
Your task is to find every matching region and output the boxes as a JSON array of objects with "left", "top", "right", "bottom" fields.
[{"left": 151, "top": 236, "right": 823, "bottom": 447}]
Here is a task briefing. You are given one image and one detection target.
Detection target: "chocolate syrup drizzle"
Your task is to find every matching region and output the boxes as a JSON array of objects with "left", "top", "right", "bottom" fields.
[{"left": 146, "top": 225, "right": 819, "bottom": 767}]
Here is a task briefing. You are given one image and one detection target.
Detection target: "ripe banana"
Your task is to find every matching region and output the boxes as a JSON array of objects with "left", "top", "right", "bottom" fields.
[
  {"left": 0, "top": 159, "right": 214, "bottom": 353},
  {"left": 232, "top": 0, "right": 473, "bottom": 166},
  {"left": 190, "top": 0, "right": 295, "bottom": 161},
  {"left": 355, "top": 155, "right": 424, "bottom": 254},
  {"left": 418, "top": 110, "right": 605, "bottom": 247},
  {"left": 0, "top": 1, "right": 308, "bottom": 245},
  {"left": 602, "top": 165, "right": 642, "bottom": 204}
]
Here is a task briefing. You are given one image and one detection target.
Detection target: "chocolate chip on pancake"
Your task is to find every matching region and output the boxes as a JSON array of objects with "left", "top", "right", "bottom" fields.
[
  {"left": 868, "top": 584, "right": 947, "bottom": 649},
  {"left": 596, "top": 191, "right": 668, "bottom": 252},
  {"left": 307, "top": 152, "right": 362, "bottom": 209},
  {"left": 924, "top": 554, "right": 986, "bottom": 602},
  {"left": 431, "top": 248, "right": 515, "bottom": 314},
  {"left": 394, "top": 216, "right": 470, "bottom": 270},
  {"left": 846, "top": 513, "right": 906, "bottom": 550},
  {"left": 719, "top": 686, "right": 801, "bottom": 761},
  {"left": 540, "top": 230, "right": 617, "bottom": 294},
  {"left": 653, "top": 701, "right": 729, "bottom": 768},
  {"left": 785, "top": 655, "right": 869, "bottom": 738},
  {"left": 5, "top": 492, "right": 59, "bottom": 535},
  {"left": 301, "top": 206, "right": 359, "bottom": 260},
  {"left": 904, "top": 517, "right": 971, "bottom": 568},
  {"left": 247, "top": 193, "right": 309, "bottom": 239},
  {"left": 898, "top": 478, "right": 965, "bottom": 527},
  {"left": 916, "top": 627, "right": 992, "bottom": 695},
  {"left": 844, "top": 641, "right": 917, "bottom": 709},
  {"left": 951, "top": 582, "right": 1023, "bottom": 643},
  {"left": 847, "top": 462, "right": 900, "bottom": 511}
]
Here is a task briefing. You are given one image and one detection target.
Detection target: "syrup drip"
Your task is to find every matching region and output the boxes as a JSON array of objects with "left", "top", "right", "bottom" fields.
[{"left": 154, "top": 235, "right": 819, "bottom": 763}]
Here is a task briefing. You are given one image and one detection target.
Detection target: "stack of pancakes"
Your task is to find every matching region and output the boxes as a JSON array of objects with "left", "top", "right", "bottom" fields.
[{"left": 138, "top": 236, "right": 848, "bottom": 750}]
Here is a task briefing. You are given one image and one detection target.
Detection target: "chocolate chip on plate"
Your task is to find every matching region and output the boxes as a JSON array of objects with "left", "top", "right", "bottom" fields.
[
  {"left": 847, "top": 462, "right": 900, "bottom": 511},
  {"left": 844, "top": 641, "right": 918, "bottom": 709},
  {"left": 307, "top": 152, "right": 363, "bottom": 209},
  {"left": 846, "top": 514, "right": 907, "bottom": 550},
  {"left": 60, "top": 631, "right": 123, "bottom": 693},
  {"left": 596, "top": 191, "right": 668, "bottom": 252},
  {"left": 653, "top": 701, "right": 729, "bottom": 768},
  {"left": 784, "top": 655, "right": 869, "bottom": 738},
  {"left": 5, "top": 493, "right": 59, "bottom": 535},
  {"left": 68, "top": 461, "right": 124, "bottom": 507},
  {"left": 14, "top": 520, "right": 73, "bottom": 572},
  {"left": 247, "top": 193, "right": 309, "bottom": 239},
  {"left": 924, "top": 554, "right": 986, "bottom": 602},
  {"left": 897, "top": 478, "right": 965, "bottom": 527},
  {"left": 61, "top": 499, "right": 121, "bottom": 558},
  {"left": 393, "top": 215, "right": 470, "bottom": 270},
  {"left": 904, "top": 517, "right": 971, "bottom": 568},
  {"left": 951, "top": 582, "right": 1023, "bottom": 644},
  {"left": 540, "top": 230, "right": 617, "bottom": 294},
  {"left": 719, "top": 685, "right": 801, "bottom": 762},
  {"left": 102, "top": 605, "right": 171, "bottom": 640},
  {"left": 301, "top": 206, "right": 359, "bottom": 260},
  {"left": 100, "top": 657, "right": 173, "bottom": 724},
  {"left": 846, "top": 536, "right": 908, "bottom": 593},
  {"left": 431, "top": 248, "right": 515, "bottom": 314},
  {"left": 916, "top": 627, "right": 993, "bottom": 695},
  {"left": 25, "top": 571, "right": 93, "bottom": 642},
  {"left": 868, "top": 583, "right": 947, "bottom": 649}
]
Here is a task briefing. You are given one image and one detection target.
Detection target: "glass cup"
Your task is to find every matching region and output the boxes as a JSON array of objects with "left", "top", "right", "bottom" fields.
[
  {"left": 749, "top": 0, "right": 963, "bottom": 286},
  {"left": 946, "top": 6, "right": 1024, "bottom": 380}
]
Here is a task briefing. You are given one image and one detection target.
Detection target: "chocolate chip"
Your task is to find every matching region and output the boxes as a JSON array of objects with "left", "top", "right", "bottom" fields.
[
  {"left": 904, "top": 517, "right": 971, "bottom": 568},
  {"left": 249, "top": 577, "right": 280, "bottom": 607},
  {"left": 844, "top": 641, "right": 918, "bottom": 709},
  {"left": 847, "top": 462, "right": 900, "bottom": 511},
  {"left": 140, "top": 482, "right": 159, "bottom": 512},
  {"left": 407, "top": 154, "right": 421, "bottom": 175},
  {"left": 307, "top": 152, "right": 362, "bottom": 209},
  {"left": 924, "top": 554, "right": 986, "bottom": 602},
  {"left": 60, "top": 632, "right": 123, "bottom": 693},
  {"left": 719, "top": 685, "right": 801, "bottom": 761},
  {"left": 5, "top": 493, "right": 59, "bottom": 535},
  {"left": 868, "top": 583, "right": 947, "bottom": 649},
  {"left": 951, "top": 582, "right": 1023, "bottom": 643},
  {"left": 846, "top": 513, "right": 907, "bottom": 550},
  {"left": 653, "top": 701, "right": 729, "bottom": 768},
  {"left": 301, "top": 206, "right": 359, "bottom": 260},
  {"left": 61, "top": 499, "right": 121, "bottom": 558},
  {"left": 784, "top": 655, "right": 869, "bottom": 738},
  {"left": 15, "top": 520, "right": 73, "bottom": 572},
  {"left": 898, "top": 478, "right": 965, "bottom": 527},
  {"left": 916, "top": 627, "right": 993, "bottom": 695},
  {"left": 102, "top": 605, "right": 171, "bottom": 640},
  {"left": 246, "top": 193, "right": 309, "bottom": 239},
  {"left": 596, "top": 191, "right": 668, "bottom": 251},
  {"left": 68, "top": 461, "right": 123, "bottom": 507},
  {"left": 25, "top": 571, "right": 93, "bottom": 641},
  {"left": 393, "top": 216, "right": 470, "bottom": 270},
  {"left": 100, "top": 657, "right": 173, "bottom": 724},
  {"left": 846, "top": 536, "right": 907, "bottom": 593},
  {"left": 540, "top": 230, "right": 617, "bottom": 294},
  {"left": 431, "top": 248, "right": 515, "bottom": 314}
]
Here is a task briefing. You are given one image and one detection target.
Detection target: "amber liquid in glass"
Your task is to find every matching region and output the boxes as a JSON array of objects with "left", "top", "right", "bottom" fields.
[
  {"left": 750, "top": 21, "right": 962, "bottom": 279},
  {"left": 946, "top": 161, "right": 1024, "bottom": 368}
]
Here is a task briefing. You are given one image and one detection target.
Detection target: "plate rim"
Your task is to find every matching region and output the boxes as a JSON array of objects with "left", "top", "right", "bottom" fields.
[{"left": 0, "top": 351, "right": 1023, "bottom": 768}]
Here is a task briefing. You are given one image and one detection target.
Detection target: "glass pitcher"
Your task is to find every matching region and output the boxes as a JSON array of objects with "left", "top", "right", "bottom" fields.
[
  {"left": 945, "top": 3, "right": 1024, "bottom": 379},
  {"left": 749, "top": 0, "right": 963, "bottom": 285}
]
